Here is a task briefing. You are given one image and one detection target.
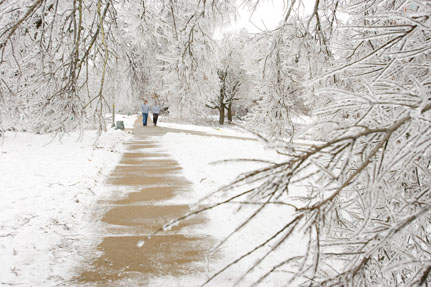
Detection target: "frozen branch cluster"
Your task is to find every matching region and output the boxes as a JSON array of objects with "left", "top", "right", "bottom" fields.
[
  {"left": 246, "top": 20, "right": 330, "bottom": 138},
  {"left": 0, "top": 0, "right": 116, "bottom": 135}
]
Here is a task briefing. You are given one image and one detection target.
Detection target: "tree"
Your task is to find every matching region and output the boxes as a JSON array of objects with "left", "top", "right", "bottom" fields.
[
  {"left": 206, "top": 33, "right": 247, "bottom": 124},
  {"left": 206, "top": 66, "right": 244, "bottom": 124},
  {"left": 208, "top": 68, "right": 228, "bottom": 124},
  {"left": 225, "top": 68, "right": 244, "bottom": 122},
  {"left": 243, "top": 12, "right": 335, "bottom": 139}
]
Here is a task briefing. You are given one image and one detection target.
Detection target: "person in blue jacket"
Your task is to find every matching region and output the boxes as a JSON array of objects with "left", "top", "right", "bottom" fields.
[
  {"left": 152, "top": 102, "right": 161, "bottom": 126},
  {"left": 141, "top": 99, "right": 150, "bottom": 126}
]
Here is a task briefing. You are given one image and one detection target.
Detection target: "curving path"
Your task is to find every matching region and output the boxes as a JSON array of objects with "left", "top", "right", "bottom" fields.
[{"left": 77, "top": 119, "right": 218, "bottom": 286}]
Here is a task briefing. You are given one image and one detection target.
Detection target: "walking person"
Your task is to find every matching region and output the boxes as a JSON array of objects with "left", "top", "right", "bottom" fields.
[
  {"left": 141, "top": 99, "right": 150, "bottom": 126},
  {"left": 152, "top": 102, "right": 161, "bottom": 126}
]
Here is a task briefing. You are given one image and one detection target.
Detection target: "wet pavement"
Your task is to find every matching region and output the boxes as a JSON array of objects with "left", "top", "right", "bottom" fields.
[{"left": 76, "top": 119, "right": 215, "bottom": 286}]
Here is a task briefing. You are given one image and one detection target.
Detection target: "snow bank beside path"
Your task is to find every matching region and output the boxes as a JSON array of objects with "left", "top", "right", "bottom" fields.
[
  {"left": 0, "top": 115, "right": 137, "bottom": 286},
  {"left": 158, "top": 122, "right": 256, "bottom": 138},
  {"left": 159, "top": 126, "right": 306, "bottom": 285},
  {"left": 159, "top": 132, "right": 281, "bottom": 193},
  {"left": 158, "top": 121, "right": 324, "bottom": 148}
]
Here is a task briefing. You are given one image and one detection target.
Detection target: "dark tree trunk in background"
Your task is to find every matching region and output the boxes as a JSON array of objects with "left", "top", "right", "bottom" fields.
[
  {"left": 227, "top": 102, "right": 232, "bottom": 122},
  {"left": 217, "top": 69, "right": 227, "bottom": 125},
  {"left": 209, "top": 68, "right": 240, "bottom": 125},
  {"left": 219, "top": 93, "right": 225, "bottom": 125}
]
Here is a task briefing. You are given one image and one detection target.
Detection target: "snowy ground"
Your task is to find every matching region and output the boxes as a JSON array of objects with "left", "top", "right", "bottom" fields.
[
  {"left": 157, "top": 122, "right": 308, "bottom": 286},
  {"left": 1, "top": 116, "right": 312, "bottom": 286},
  {"left": 0, "top": 115, "right": 137, "bottom": 286}
]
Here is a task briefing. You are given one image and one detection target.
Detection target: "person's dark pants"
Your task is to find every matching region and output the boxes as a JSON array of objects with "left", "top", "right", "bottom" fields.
[
  {"left": 142, "top": 113, "right": 148, "bottom": 126},
  {"left": 153, "top": 113, "right": 159, "bottom": 126}
]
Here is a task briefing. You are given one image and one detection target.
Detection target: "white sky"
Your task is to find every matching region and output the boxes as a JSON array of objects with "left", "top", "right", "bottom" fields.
[
  {"left": 236, "top": 1, "right": 285, "bottom": 32},
  {"left": 218, "top": 0, "right": 315, "bottom": 35}
]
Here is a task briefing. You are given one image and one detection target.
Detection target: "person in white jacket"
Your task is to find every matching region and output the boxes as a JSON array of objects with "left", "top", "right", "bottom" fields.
[
  {"left": 141, "top": 99, "right": 150, "bottom": 126},
  {"left": 151, "top": 102, "right": 161, "bottom": 126}
]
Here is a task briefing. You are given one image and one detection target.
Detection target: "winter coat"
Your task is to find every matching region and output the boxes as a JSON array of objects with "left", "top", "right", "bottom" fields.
[
  {"left": 152, "top": 104, "right": 161, "bottom": 114},
  {"left": 141, "top": 103, "right": 150, "bottom": 113}
]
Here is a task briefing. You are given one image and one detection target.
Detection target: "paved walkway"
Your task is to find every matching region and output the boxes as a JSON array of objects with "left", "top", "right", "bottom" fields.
[{"left": 77, "top": 120, "right": 218, "bottom": 286}]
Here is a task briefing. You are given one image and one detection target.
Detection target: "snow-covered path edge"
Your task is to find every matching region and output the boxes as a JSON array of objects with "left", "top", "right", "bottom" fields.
[
  {"left": 0, "top": 115, "right": 137, "bottom": 286},
  {"left": 156, "top": 123, "right": 303, "bottom": 286}
]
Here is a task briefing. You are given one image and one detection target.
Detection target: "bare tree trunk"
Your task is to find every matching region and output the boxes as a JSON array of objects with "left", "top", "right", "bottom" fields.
[
  {"left": 227, "top": 102, "right": 232, "bottom": 123},
  {"left": 219, "top": 105, "right": 225, "bottom": 125},
  {"left": 218, "top": 70, "right": 226, "bottom": 125},
  {"left": 112, "top": 104, "right": 115, "bottom": 127}
]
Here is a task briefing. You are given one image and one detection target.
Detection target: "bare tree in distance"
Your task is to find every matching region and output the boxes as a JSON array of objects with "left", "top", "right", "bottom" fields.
[
  {"left": 206, "top": 33, "right": 248, "bottom": 124},
  {"left": 206, "top": 66, "right": 244, "bottom": 124}
]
